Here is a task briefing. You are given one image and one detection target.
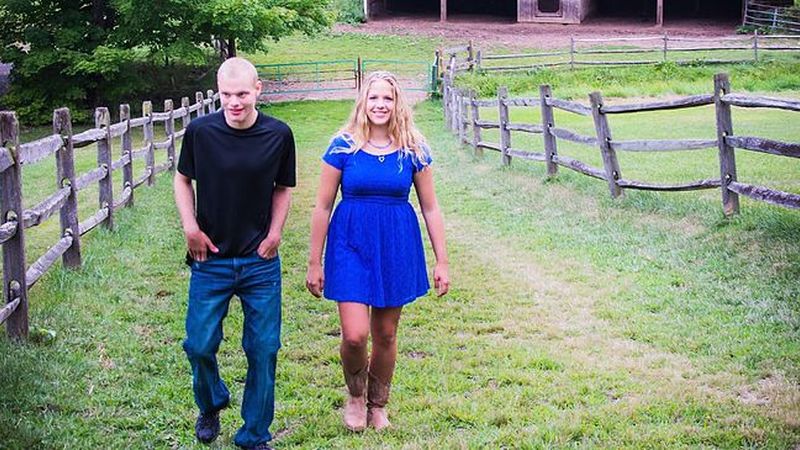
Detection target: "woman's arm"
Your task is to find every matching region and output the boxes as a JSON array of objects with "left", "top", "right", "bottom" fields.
[
  {"left": 414, "top": 168, "right": 450, "bottom": 297},
  {"left": 306, "top": 163, "right": 342, "bottom": 297}
]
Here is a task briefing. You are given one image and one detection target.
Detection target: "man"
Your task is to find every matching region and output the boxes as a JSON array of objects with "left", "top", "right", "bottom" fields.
[{"left": 174, "top": 57, "right": 295, "bottom": 450}]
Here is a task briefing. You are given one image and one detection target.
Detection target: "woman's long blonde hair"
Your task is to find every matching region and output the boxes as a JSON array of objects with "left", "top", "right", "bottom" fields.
[{"left": 339, "top": 71, "right": 429, "bottom": 164}]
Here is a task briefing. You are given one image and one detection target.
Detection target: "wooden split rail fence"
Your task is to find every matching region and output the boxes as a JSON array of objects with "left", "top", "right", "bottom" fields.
[
  {"left": 744, "top": 1, "right": 800, "bottom": 34},
  {"left": 441, "top": 34, "right": 800, "bottom": 75},
  {"left": 442, "top": 73, "right": 800, "bottom": 216},
  {"left": 0, "top": 90, "right": 221, "bottom": 340}
]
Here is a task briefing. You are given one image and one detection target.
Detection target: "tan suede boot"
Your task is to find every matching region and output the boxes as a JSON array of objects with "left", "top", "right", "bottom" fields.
[
  {"left": 367, "top": 371, "right": 392, "bottom": 431},
  {"left": 342, "top": 365, "right": 368, "bottom": 431}
]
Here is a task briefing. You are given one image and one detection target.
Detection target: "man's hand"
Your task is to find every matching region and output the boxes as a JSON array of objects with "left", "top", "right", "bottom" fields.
[
  {"left": 305, "top": 262, "right": 324, "bottom": 298},
  {"left": 257, "top": 233, "right": 281, "bottom": 259},
  {"left": 185, "top": 228, "right": 218, "bottom": 262}
]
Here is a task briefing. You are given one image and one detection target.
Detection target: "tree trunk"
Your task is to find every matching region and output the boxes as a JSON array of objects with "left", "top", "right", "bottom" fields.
[{"left": 227, "top": 38, "right": 237, "bottom": 58}]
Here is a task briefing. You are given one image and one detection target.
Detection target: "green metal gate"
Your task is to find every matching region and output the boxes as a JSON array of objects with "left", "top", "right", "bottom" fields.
[
  {"left": 256, "top": 58, "right": 438, "bottom": 99},
  {"left": 359, "top": 59, "right": 438, "bottom": 93},
  {"left": 256, "top": 60, "right": 359, "bottom": 95}
]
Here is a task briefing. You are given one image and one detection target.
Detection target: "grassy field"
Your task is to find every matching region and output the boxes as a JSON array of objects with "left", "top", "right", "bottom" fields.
[
  {"left": 0, "top": 31, "right": 798, "bottom": 449},
  {"left": 0, "top": 91, "right": 798, "bottom": 447}
]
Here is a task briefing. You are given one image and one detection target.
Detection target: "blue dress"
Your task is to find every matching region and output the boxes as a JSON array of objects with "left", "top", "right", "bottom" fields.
[{"left": 322, "top": 134, "right": 431, "bottom": 308}]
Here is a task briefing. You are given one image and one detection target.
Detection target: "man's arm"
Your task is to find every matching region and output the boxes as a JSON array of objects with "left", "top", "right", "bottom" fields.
[
  {"left": 257, "top": 185, "right": 292, "bottom": 259},
  {"left": 174, "top": 172, "right": 218, "bottom": 261}
]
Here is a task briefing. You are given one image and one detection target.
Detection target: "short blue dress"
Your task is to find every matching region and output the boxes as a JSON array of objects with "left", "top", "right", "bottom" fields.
[{"left": 322, "top": 133, "right": 431, "bottom": 308}]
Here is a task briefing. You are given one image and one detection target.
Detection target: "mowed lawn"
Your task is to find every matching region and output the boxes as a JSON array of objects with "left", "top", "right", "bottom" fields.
[{"left": 0, "top": 90, "right": 798, "bottom": 448}]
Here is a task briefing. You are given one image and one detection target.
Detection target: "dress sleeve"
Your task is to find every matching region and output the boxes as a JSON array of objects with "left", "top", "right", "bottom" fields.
[
  {"left": 322, "top": 134, "right": 353, "bottom": 170},
  {"left": 411, "top": 144, "right": 433, "bottom": 173}
]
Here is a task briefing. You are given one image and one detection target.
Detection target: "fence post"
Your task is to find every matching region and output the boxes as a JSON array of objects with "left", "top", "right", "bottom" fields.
[
  {"left": 498, "top": 86, "right": 511, "bottom": 166},
  {"left": 459, "top": 91, "right": 469, "bottom": 144},
  {"left": 207, "top": 89, "right": 216, "bottom": 113},
  {"left": 467, "top": 40, "right": 474, "bottom": 72},
  {"left": 181, "top": 97, "right": 191, "bottom": 128},
  {"left": 449, "top": 89, "right": 457, "bottom": 132},
  {"left": 443, "top": 78, "right": 450, "bottom": 126},
  {"left": 357, "top": 56, "right": 363, "bottom": 92},
  {"left": 53, "top": 108, "right": 82, "bottom": 267},
  {"left": 771, "top": 8, "right": 777, "bottom": 31},
  {"left": 95, "top": 107, "right": 114, "bottom": 229},
  {"left": 453, "top": 89, "right": 462, "bottom": 134},
  {"left": 662, "top": 34, "right": 668, "bottom": 62},
  {"left": 476, "top": 50, "right": 482, "bottom": 72},
  {"left": 539, "top": 85, "right": 558, "bottom": 176},
  {"left": 195, "top": 92, "right": 205, "bottom": 117},
  {"left": 0, "top": 112, "right": 28, "bottom": 339},
  {"left": 753, "top": 30, "right": 759, "bottom": 62},
  {"left": 570, "top": 37, "right": 575, "bottom": 70},
  {"left": 119, "top": 104, "right": 134, "bottom": 208},
  {"left": 164, "top": 99, "right": 176, "bottom": 170},
  {"left": 447, "top": 55, "right": 457, "bottom": 131},
  {"left": 461, "top": 91, "right": 472, "bottom": 144},
  {"left": 448, "top": 88, "right": 456, "bottom": 132},
  {"left": 714, "top": 73, "right": 739, "bottom": 216},
  {"left": 142, "top": 101, "right": 156, "bottom": 186},
  {"left": 470, "top": 90, "right": 482, "bottom": 157},
  {"left": 454, "top": 90, "right": 462, "bottom": 141},
  {"left": 589, "top": 92, "right": 623, "bottom": 198}
]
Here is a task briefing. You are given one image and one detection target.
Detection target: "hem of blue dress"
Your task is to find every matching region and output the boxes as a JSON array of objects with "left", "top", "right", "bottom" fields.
[{"left": 323, "top": 289, "right": 429, "bottom": 308}]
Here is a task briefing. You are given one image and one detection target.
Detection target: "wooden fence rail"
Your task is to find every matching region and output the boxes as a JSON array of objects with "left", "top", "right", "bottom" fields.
[
  {"left": 442, "top": 71, "right": 800, "bottom": 218},
  {"left": 0, "top": 91, "right": 221, "bottom": 339}
]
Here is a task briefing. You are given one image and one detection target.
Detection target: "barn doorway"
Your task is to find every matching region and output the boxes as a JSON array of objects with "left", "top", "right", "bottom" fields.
[
  {"left": 593, "top": 0, "right": 743, "bottom": 24},
  {"left": 665, "top": 0, "right": 743, "bottom": 21},
  {"left": 380, "top": 0, "right": 517, "bottom": 20}
]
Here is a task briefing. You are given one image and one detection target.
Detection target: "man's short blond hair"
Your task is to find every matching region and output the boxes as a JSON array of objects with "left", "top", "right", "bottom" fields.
[{"left": 217, "top": 57, "right": 259, "bottom": 86}]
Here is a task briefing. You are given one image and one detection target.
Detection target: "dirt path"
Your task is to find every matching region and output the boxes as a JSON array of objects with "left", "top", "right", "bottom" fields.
[
  {"left": 445, "top": 209, "right": 800, "bottom": 430},
  {"left": 336, "top": 15, "right": 742, "bottom": 50}
]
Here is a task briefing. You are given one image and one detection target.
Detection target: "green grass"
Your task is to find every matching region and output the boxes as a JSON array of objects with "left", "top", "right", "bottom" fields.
[
  {"left": 0, "top": 95, "right": 798, "bottom": 448},
  {"left": 457, "top": 60, "right": 800, "bottom": 99},
  {"left": 252, "top": 32, "right": 440, "bottom": 65},
  {"left": 0, "top": 30, "right": 798, "bottom": 447}
]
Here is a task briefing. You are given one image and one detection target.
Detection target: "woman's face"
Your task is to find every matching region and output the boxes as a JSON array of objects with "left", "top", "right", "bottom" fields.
[{"left": 366, "top": 79, "right": 395, "bottom": 128}]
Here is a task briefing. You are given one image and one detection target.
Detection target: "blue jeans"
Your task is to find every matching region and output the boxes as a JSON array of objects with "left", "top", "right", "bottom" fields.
[{"left": 183, "top": 252, "right": 282, "bottom": 447}]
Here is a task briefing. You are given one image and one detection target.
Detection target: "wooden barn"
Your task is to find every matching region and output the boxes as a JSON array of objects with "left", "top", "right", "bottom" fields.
[{"left": 365, "top": 0, "right": 747, "bottom": 26}]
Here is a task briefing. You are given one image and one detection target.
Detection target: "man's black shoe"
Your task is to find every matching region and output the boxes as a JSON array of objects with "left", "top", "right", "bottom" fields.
[
  {"left": 238, "top": 443, "right": 274, "bottom": 450},
  {"left": 194, "top": 410, "right": 221, "bottom": 444}
]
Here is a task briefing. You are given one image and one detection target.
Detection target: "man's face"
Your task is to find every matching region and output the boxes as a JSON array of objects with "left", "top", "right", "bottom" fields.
[{"left": 218, "top": 73, "right": 262, "bottom": 129}]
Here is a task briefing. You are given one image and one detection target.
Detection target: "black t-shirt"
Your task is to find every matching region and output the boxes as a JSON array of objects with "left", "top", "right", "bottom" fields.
[{"left": 177, "top": 111, "right": 296, "bottom": 260}]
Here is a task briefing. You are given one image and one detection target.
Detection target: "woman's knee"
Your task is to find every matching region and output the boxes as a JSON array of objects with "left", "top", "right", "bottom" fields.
[
  {"left": 341, "top": 330, "right": 369, "bottom": 351},
  {"left": 371, "top": 329, "right": 397, "bottom": 349}
]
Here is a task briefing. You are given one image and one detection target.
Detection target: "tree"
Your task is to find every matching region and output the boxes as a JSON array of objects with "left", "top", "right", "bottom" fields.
[{"left": 0, "top": 0, "right": 331, "bottom": 123}]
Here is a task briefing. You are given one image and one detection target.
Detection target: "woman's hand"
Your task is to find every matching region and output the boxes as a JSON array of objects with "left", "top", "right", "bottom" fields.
[
  {"left": 306, "top": 262, "right": 325, "bottom": 297},
  {"left": 434, "top": 262, "right": 450, "bottom": 297}
]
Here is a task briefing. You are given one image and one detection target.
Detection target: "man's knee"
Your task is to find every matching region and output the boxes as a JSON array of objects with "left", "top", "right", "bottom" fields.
[
  {"left": 242, "top": 335, "right": 281, "bottom": 358},
  {"left": 183, "top": 338, "right": 219, "bottom": 361}
]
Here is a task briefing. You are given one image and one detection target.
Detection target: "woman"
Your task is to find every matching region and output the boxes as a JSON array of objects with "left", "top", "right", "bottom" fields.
[{"left": 306, "top": 71, "right": 449, "bottom": 431}]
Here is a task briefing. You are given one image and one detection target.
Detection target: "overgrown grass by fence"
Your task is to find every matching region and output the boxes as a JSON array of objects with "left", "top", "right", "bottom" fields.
[
  {"left": 442, "top": 72, "right": 799, "bottom": 216},
  {"left": 0, "top": 91, "right": 221, "bottom": 340}
]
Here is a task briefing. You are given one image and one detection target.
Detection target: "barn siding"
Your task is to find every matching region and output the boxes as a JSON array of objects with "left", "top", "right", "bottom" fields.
[{"left": 517, "top": 0, "right": 587, "bottom": 23}]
